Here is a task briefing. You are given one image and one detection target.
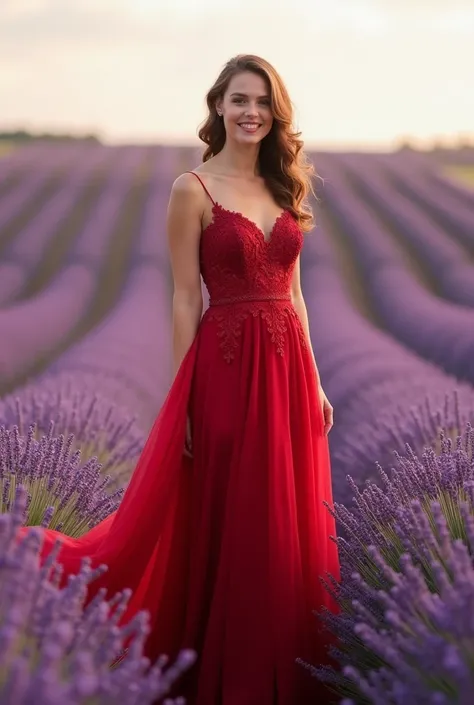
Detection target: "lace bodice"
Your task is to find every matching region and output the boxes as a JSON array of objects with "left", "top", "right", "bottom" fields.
[
  {"left": 200, "top": 202, "right": 302, "bottom": 302},
  {"left": 186, "top": 172, "right": 307, "bottom": 363}
]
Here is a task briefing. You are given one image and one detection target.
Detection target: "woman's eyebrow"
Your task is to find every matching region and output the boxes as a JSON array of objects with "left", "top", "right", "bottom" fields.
[{"left": 229, "top": 92, "right": 269, "bottom": 99}]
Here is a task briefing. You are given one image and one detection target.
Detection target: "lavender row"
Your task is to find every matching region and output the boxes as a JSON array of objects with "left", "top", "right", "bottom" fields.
[
  {"left": 376, "top": 153, "right": 474, "bottom": 252},
  {"left": 0, "top": 142, "right": 82, "bottom": 181},
  {"left": 0, "top": 147, "right": 179, "bottom": 485},
  {"left": 0, "top": 143, "right": 49, "bottom": 181},
  {"left": 310, "top": 422, "right": 474, "bottom": 703},
  {"left": 0, "top": 146, "right": 86, "bottom": 235},
  {"left": 0, "top": 147, "right": 195, "bottom": 704},
  {"left": 399, "top": 150, "right": 474, "bottom": 209},
  {"left": 0, "top": 147, "right": 148, "bottom": 389},
  {"left": 0, "top": 485, "right": 195, "bottom": 704},
  {"left": 300, "top": 215, "right": 474, "bottom": 506},
  {"left": 335, "top": 152, "right": 474, "bottom": 308},
  {"left": 0, "top": 146, "right": 115, "bottom": 306},
  {"left": 0, "top": 375, "right": 145, "bottom": 491},
  {"left": 300, "top": 205, "right": 474, "bottom": 697},
  {"left": 46, "top": 148, "right": 178, "bottom": 429},
  {"left": 0, "top": 423, "right": 125, "bottom": 533},
  {"left": 430, "top": 145, "right": 474, "bottom": 166},
  {"left": 315, "top": 154, "right": 474, "bottom": 386},
  {"left": 128, "top": 145, "right": 180, "bottom": 267},
  {"left": 429, "top": 167, "right": 474, "bottom": 209}
]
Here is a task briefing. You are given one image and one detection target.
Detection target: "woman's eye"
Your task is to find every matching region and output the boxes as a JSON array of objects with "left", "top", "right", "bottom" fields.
[{"left": 232, "top": 98, "right": 269, "bottom": 106}]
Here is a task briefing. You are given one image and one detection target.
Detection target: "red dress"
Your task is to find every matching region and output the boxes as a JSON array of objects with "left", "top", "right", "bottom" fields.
[{"left": 22, "top": 172, "right": 340, "bottom": 705}]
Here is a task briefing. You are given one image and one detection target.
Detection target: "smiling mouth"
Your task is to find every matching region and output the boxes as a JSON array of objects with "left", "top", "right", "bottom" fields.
[{"left": 238, "top": 123, "right": 262, "bottom": 132}]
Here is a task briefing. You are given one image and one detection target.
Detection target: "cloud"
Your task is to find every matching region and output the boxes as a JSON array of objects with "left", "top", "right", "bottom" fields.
[
  {"left": 370, "top": 0, "right": 472, "bottom": 8},
  {"left": 1, "top": 3, "right": 134, "bottom": 48},
  {"left": 2, "top": 0, "right": 472, "bottom": 56},
  {"left": 0, "top": 0, "right": 472, "bottom": 147}
]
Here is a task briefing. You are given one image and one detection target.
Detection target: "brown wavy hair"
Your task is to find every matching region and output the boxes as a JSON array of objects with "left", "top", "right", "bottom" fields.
[{"left": 197, "top": 54, "right": 316, "bottom": 233}]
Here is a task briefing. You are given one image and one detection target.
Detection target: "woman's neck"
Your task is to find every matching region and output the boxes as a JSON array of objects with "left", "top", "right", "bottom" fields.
[{"left": 213, "top": 140, "right": 261, "bottom": 178}]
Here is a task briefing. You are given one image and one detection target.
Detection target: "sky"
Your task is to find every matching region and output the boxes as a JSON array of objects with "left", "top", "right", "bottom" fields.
[{"left": 1, "top": 0, "right": 473, "bottom": 150}]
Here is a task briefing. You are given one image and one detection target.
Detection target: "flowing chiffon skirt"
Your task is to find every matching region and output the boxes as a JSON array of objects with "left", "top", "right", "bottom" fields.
[{"left": 22, "top": 304, "right": 340, "bottom": 705}]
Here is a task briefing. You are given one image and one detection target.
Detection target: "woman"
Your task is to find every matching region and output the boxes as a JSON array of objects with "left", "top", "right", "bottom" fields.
[{"left": 24, "top": 55, "right": 340, "bottom": 704}]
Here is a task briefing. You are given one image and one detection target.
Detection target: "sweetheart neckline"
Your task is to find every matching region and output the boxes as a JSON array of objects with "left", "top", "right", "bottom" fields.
[{"left": 202, "top": 202, "right": 290, "bottom": 245}]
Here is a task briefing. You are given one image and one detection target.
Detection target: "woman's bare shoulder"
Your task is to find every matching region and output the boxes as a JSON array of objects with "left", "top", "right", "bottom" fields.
[{"left": 172, "top": 170, "right": 201, "bottom": 194}]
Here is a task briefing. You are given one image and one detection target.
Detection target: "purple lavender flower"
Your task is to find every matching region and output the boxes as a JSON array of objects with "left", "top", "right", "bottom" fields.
[
  {"left": 301, "top": 190, "right": 474, "bottom": 507},
  {"left": 0, "top": 376, "right": 145, "bottom": 491},
  {"left": 0, "top": 423, "right": 125, "bottom": 535},
  {"left": 301, "top": 422, "right": 474, "bottom": 704},
  {"left": 313, "top": 153, "right": 474, "bottom": 386},
  {"left": 337, "top": 507, "right": 474, "bottom": 705},
  {"left": 0, "top": 146, "right": 176, "bottom": 496},
  {"left": 0, "top": 485, "right": 196, "bottom": 704}
]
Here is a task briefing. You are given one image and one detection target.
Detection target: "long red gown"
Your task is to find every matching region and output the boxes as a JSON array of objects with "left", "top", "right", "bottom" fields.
[{"left": 21, "top": 172, "right": 340, "bottom": 705}]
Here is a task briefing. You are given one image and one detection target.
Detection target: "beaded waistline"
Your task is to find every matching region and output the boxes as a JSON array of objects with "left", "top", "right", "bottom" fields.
[{"left": 209, "top": 293, "right": 292, "bottom": 307}]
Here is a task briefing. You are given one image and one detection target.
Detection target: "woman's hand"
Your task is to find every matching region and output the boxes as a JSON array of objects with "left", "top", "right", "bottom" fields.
[
  {"left": 318, "top": 386, "right": 334, "bottom": 436},
  {"left": 183, "top": 413, "right": 193, "bottom": 458}
]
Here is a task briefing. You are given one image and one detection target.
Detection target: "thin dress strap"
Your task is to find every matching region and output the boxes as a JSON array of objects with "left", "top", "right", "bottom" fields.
[{"left": 185, "top": 171, "right": 216, "bottom": 206}]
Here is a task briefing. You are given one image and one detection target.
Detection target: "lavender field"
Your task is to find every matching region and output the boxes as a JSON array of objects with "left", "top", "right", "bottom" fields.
[{"left": 1, "top": 141, "right": 474, "bottom": 704}]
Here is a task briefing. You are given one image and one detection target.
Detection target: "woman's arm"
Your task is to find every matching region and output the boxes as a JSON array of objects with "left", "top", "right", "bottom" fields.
[
  {"left": 290, "top": 255, "right": 321, "bottom": 387},
  {"left": 166, "top": 173, "right": 204, "bottom": 378},
  {"left": 291, "top": 255, "right": 334, "bottom": 434}
]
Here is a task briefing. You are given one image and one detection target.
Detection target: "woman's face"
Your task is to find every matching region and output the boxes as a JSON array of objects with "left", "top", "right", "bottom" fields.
[{"left": 217, "top": 71, "right": 274, "bottom": 145}]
